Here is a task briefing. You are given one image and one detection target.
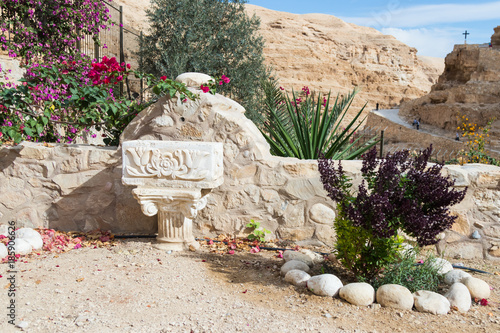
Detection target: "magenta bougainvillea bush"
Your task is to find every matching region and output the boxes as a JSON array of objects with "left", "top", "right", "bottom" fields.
[
  {"left": 0, "top": 0, "right": 112, "bottom": 61},
  {"left": 0, "top": 1, "right": 202, "bottom": 145}
]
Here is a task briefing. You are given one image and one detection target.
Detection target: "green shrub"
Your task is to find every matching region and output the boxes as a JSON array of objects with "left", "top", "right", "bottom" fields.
[{"left": 371, "top": 250, "right": 443, "bottom": 292}]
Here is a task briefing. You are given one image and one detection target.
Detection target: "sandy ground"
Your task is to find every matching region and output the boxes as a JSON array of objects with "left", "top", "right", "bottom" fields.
[{"left": 1, "top": 239, "right": 499, "bottom": 333}]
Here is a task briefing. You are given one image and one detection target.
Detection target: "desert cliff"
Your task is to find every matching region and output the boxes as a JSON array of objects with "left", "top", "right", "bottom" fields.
[{"left": 400, "top": 26, "right": 500, "bottom": 147}]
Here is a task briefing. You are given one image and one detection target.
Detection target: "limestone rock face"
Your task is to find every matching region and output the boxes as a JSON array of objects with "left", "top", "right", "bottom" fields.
[
  {"left": 400, "top": 26, "right": 500, "bottom": 148},
  {"left": 245, "top": 4, "right": 442, "bottom": 114},
  {"left": 491, "top": 26, "right": 500, "bottom": 48}
]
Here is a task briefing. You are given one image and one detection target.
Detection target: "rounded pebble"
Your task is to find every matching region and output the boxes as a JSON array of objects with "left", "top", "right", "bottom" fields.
[
  {"left": 376, "top": 284, "right": 414, "bottom": 310},
  {"left": 284, "top": 269, "right": 311, "bottom": 287},
  {"left": 339, "top": 282, "right": 375, "bottom": 306},
  {"left": 281, "top": 260, "right": 310, "bottom": 276},
  {"left": 462, "top": 276, "right": 491, "bottom": 299},
  {"left": 307, "top": 274, "right": 343, "bottom": 297}
]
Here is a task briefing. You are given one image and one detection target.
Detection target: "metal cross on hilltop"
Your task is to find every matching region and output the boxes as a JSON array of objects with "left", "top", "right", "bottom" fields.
[{"left": 463, "top": 30, "right": 470, "bottom": 44}]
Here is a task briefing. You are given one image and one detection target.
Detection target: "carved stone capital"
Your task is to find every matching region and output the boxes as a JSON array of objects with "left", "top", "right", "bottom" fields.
[{"left": 132, "top": 188, "right": 207, "bottom": 219}]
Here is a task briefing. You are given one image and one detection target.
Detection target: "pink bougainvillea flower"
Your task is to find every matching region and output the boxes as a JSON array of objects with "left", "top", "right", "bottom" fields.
[
  {"left": 221, "top": 74, "right": 230, "bottom": 83},
  {"left": 200, "top": 85, "right": 210, "bottom": 93},
  {"left": 127, "top": 64, "right": 131, "bottom": 69},
  {"left": 160, "top": 76, "right": 167, "bottom": 81},
  {"left": 74, "top": 244, "right": 82, "bottom": 249},
  {"left": 208, "top": 240, "right": 213, "bottom": 245},
  {"left": 480, "top": 298, "right": 489, "bottom": 306},
  {"left": 230, "top": 243, "right": 237, "bottom": 250},
  {"left": 182, "top": 98, "right": 187, "bottom": 103},
  {"left": 250, "top": 246, "right": 260, "bottom": 254},
  {"left": 228, "top": 250, "right": 235, "bottom": 255},
  {"left": 279, "top": 86, "right": 284, "bottom": 90},
  {"left": 276, "top": 250, "right": 283, "bottom": 258},
  {"left": 219, "top": 81, "right": 223, "bottom": 85}
]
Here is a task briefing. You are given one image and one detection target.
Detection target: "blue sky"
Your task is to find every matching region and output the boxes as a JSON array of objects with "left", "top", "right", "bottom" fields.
[{"left": 247, "top": 0, "right": 500, "bottom": 58}]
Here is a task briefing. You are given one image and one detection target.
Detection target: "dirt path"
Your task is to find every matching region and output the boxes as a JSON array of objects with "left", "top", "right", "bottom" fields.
[
  {"left": 373, "top": 109, "right": 500, "bottom": 154},
  {"left": 1, "top": 239, "right": 499, "bottom": 332}
]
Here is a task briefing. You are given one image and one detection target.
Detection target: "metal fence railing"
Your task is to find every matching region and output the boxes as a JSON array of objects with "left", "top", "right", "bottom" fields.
[
  {"left": 77, "top": 1, "right": 143, "bottom": 100},
  {"left": 0, "top": 2, "right": 143, "bottom": 100}
]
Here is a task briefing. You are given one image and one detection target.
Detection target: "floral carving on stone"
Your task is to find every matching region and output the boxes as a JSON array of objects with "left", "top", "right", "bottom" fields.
[
  {"left": 122, "top": 140, "right": 224, "bottom": 188},
  {"left": 126, "top": 147, "right": 210, "bottom": 180}
]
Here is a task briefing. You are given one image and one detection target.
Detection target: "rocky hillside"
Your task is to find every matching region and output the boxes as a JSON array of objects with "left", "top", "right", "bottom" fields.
[
  {"left": 244, "top": 5, "right": 443, "bottom": 111},
  {"left": 400, "top": 26, "right": 500, "bottom": 147},
  {"left": 116, "top": 2, "right": 442, "bottom": 111}
]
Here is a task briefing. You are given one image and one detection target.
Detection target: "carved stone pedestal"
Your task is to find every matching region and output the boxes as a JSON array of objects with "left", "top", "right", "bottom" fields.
[
  {"left": 133, "top": 188, "right": 208, "bottom": 251},
  {"left": 122, "top": 140, "right": 224, "bottom": 251}
]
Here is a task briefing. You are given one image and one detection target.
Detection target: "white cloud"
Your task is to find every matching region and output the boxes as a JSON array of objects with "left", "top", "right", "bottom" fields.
[
  {"left": 380, "top": 27, "right": 458, "bottom": 58},
  {"left": 342, "top": 1, "right": 500, "bottom": 28}
]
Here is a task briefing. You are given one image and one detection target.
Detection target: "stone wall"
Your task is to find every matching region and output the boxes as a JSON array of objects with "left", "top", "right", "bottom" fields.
[{"left": 0, "top": 73, "right": 499, "bottom": 260}]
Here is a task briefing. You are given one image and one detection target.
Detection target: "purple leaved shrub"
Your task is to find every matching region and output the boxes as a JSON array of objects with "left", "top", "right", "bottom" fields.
[{"left": 318, "top": 146, "right": 467, "bottom": 279}]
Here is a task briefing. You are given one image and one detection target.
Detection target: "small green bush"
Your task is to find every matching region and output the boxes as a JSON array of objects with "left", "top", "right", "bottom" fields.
[{"left": 371, "top": 250, "right": 443, "bottom": 292}]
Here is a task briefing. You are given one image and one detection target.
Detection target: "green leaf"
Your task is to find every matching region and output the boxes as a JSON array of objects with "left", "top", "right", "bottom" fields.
[{"left": 36, "top": 124, "right": 44, "bottom": 135}]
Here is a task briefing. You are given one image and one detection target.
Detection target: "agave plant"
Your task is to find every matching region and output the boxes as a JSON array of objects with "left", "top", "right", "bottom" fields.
[{"left": 258, "top": 80, "right": 378, "bottom": 160}]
